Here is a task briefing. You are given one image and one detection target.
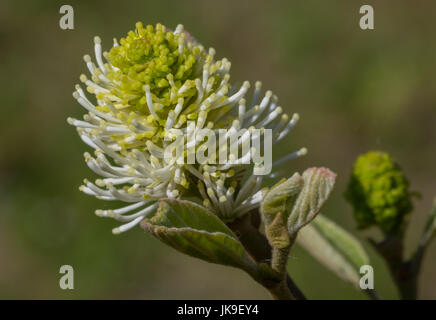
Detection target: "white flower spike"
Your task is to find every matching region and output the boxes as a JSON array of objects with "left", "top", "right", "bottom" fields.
[{"left": 69, "top": 22, "right": 305, "bottom": 232}]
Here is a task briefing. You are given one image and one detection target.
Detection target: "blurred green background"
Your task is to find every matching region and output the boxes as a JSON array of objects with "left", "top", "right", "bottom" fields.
[{"left": 0, "top": 0, "right": 435, "bottom": 299}]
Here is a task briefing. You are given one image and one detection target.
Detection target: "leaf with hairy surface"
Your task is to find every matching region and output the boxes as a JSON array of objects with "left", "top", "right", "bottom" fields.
[{"left": 297, "top": 214, "right": 370, "bottom": 287}]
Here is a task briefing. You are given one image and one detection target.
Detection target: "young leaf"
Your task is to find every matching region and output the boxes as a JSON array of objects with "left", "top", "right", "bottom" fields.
[
  {"left": 296, "top": 214, "right": 370, "bottom": 287},
  {"left": 261, "top": 172, "right": 304, "bottom": 219},
  {"left": 141, "top": 198, "right": 271, "bottom": 281},
  {"left": 145, "top": 198, "right": 235, "bottom": 236},
  {"left": 260, "top": 173, "right": 303, "bottom": 247},
  {"left": 287, "top": 167, "right": 336, "bottom": 237}
]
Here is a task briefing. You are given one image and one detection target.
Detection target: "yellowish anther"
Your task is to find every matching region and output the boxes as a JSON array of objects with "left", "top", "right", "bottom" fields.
[
  {"left": 150, "top": 155, "right": 160, "bottom": 166},
  {"left": 209, "top": 64, "right": 218, "bottom": 74},
  {"left": 147, "top": 115, "right": 155, "bottom": 123},
  {"left": 207, "top": 188, "right": 215, "bottom": 197},
  {"left": 188, "top": 113, "right": 198, "bottom": 120},
  {"left": 299, "top": 147, "right": 308, "bottom": 156},
  {"left": 181, "top": 178, "right": 188, "bottom": 188},
  {"left": 135, "top": 21, "right": 143, "bottom": 30},
  {"left": 219, "top": 195, "right": 227, "bottom": 203},
  {"left": 95, "top": 179, "right": 105, "bottom": 187},
  {"left": 203, "top": 199, "right": 211, "bottom": 207}
]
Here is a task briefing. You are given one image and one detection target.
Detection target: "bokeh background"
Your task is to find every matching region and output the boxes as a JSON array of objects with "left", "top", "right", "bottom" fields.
[{"left": 0, "top": 0, "right": 435, "bottom": 299}]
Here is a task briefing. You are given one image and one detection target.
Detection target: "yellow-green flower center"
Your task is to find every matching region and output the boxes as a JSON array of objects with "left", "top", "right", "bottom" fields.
[{"left": 106, "top": 22, "right": 200, "bottom": 110}]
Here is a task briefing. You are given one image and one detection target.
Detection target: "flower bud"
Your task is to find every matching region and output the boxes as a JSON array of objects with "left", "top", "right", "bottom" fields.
[{"left": 345, "top": 151, "right": 413, "bottom": 235}]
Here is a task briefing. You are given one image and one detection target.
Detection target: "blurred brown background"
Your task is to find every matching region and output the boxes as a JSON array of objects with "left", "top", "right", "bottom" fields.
[{"left": 0, "top": 0, "right": 435, "bottom": 299}]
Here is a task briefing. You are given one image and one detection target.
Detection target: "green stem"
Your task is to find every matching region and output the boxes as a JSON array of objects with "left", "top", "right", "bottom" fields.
[
  {"left": 369, "top": 235, "right": 410, "bottom": 298},
  {"left": 270, "top": 245, "right": 295, "bottom": 300},
  {"left": 271, "top": 246, "right": 291, "bottom": 275},
  {"left": 268, "top": 278, "right": 295, "bottom": 300},
  {"left": 397, "top": 205, "right": 436, "bottom": 299},
  {"left": 370, "top": 227, "right": 434, "bottom": 300}
]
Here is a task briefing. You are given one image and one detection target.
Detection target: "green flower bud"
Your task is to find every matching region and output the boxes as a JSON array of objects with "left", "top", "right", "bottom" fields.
[{"left": 345, "top": 151, "right": 413, "bottom": 235}]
